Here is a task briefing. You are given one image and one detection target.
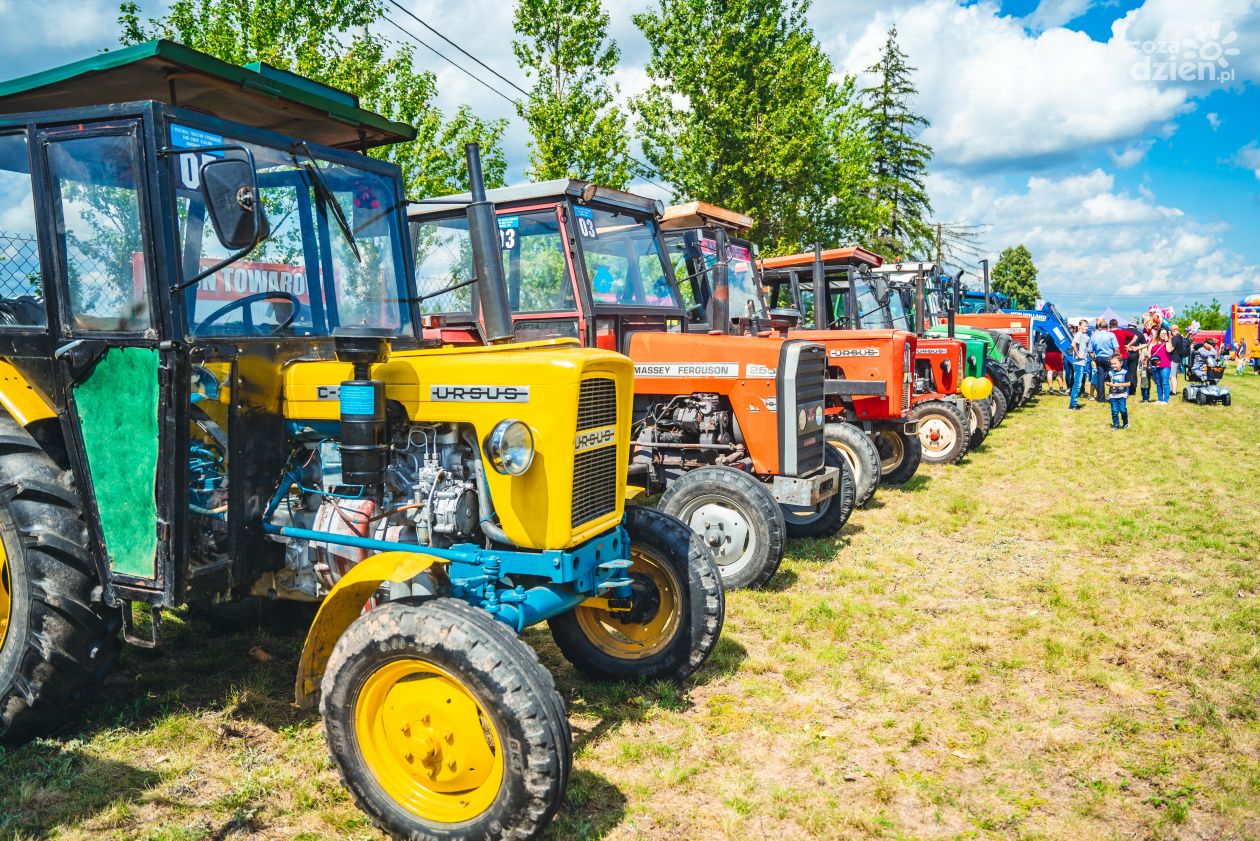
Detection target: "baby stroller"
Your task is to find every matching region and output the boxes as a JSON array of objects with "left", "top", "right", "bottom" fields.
[{"left": 1182, "top": 346, "right": 1231, "bottom": 406}]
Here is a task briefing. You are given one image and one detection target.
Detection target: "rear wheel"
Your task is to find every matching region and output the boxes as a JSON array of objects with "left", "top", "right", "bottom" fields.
[
  {"left": 966, "top": 399, "right": 992, "bottom": 450},
  {"left": 549, "top": 506, "right": 724, "bottom": 681},
  {"left": 781, "top": 444, "right": 856, "bottom": 539},
  {"left": 909, "top": 400, "right": 969, "bottom": 465},
  {"left": 0, "top": 417, "right": 120, "bottom": 743},
  {"left": 825, "top": 422, "right": 880, "bottom": 506},
  {"left": 872, "top": 425, "right": 921, "bottom": 486},
  {"left": 658, "top": 466, "right": 785, "bottom": 590},
  {"left": 321, "top": 599, "right": 569, "bottom": 841},
  {"left": 1223, "top": 393, "right": 1232, "bottom": 406}
]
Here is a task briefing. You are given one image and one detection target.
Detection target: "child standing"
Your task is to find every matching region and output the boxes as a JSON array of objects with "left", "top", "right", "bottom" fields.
[{"left": 1106, "top": 354, "right": 1131, "bottom": 429}]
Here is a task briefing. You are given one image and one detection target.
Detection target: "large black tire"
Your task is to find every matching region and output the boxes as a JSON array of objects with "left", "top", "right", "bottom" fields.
[
  {"left": 657, "top": 466, "right": 785, "bottom": 590},
  {"left": 781, "top": 443, "right": 855, "bottom": 539},
  {"left": 321, "top": 599, "right": 570, "bottom": 841},
  {"left": 872, "top": 424, "right": 922, "bottom": 486},
  {"left": 909, "top": 400, "right": 970, "bottom": 465},
  {"left": 0, "top": 417, "right": 120, "bottom": 743},
  {"left": 824, "top": 421, "right": 880, "bottom": 507},
  {"left": 549, "top": 505, "right": 724, "bottom": 681},
  {"left": 966, "top": 399, "right": 992, "bottom": 450},
  {"left": 989, "top": 386, "right": 1008, "bottom": 428},
  {"left": 1223, "top": 393, "right": 1232, "bottom": 406}
]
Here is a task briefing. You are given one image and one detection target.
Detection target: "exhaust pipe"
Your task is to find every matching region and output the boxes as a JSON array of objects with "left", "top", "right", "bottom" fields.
[
  {"left": 707, "top": 226, "right": 730, "bottom": 333},
  {"left": 980, "top": 257, "right": 991, "bottom": 313},
  {"left": 913, "top": 270, "right": 926, "bottom": 336},
  {"left": 464, "top": 143, "right": 513, "bottom": 343}
]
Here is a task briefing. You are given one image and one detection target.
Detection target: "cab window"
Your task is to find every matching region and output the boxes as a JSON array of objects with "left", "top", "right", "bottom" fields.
[
  {"left": 47, "top": 131, "right": 149, "bottom": 332},
  {"left": 412, "top": 215, "right": 474, "bottom": 313},
  {"left": 0, "top": 133, "right": 46, "bottom": 327},
  {"left": 580, "top": 207, "right": 676, "bottom": 307},
  {"left": 502, "top": 210, "right": 572, "bottom": 312}
]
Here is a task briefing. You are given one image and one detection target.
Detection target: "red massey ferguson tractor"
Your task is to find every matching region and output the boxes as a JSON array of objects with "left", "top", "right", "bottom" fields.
[
  {"left": 408, "top": 182, "right": 852, "bottom": 590},
  {"left": 656, "top": 204, "right": 918, "bottom": 502},
  {"left": 758, "top": 248, "right": 988, "bottom": 468}
]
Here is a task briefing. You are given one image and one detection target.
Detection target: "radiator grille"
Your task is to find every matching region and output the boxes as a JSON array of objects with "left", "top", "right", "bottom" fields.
[
  {"left": 572, "top": 377, "right": 619, "bottom": 528},
  {"left": 902, "top": 344, "right": 913, "bottom": 414},
  {"left": 794, "top": 345, "right": 826, "bottom": 476},
  {"left": 576, "top": 377, "right": 618, "bottom": 430}
]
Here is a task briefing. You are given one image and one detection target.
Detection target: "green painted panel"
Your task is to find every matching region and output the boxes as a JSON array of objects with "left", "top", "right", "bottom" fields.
[{"left": 73, "top": 347, "right": 159, "bottom": 578}]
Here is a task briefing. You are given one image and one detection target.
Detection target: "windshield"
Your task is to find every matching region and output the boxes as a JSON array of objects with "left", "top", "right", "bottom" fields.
[
  {"left": 696, "top": 237, "right": 761, "bottom": 320},
  {"left": 581, "top": 207, "right": 677, "bottom": 307},
  {"left": 169, "top": 123, "right": 408, "bottom": 337}
]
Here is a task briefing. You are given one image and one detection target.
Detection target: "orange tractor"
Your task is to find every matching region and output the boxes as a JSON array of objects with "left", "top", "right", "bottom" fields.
[
  {"left": 409, "top": 182, "right": 851, "bottom": 589},
  {"left": 657, "top": 205, "right": 918, "bottom": 502}
]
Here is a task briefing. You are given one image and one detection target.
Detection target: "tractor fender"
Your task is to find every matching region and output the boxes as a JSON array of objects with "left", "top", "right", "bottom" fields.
[
  {"left": 0, "top": 361, "right": 56, "bottom": 426},
  {"left": 293, "top": 551, "right": 445, "bottom": 708}
]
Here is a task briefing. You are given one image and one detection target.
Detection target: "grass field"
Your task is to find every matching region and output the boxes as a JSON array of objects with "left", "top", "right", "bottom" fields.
[{"left": 3, "top": 373, "right": 1259, "bottom": 840}]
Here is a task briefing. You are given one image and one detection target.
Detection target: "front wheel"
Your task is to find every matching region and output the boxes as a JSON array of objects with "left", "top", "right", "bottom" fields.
[
  {"left": 910, "top": 400, "right": 969, "bottom": 465},
  {"left": 321, "top": 599, "right": 571, "bottom": 841},
  {"left": 549, "top": 506, "right": 724, "bottom": 681},
  {"left": 872, "top": 424, "right": 922, "bottom": 486},
  {"left": 966, "top": 399, "right": 992, "bottom": 450},
  {"left": 989, "top": 386, "right": 1008, "bottom": 428},
  {"left": 781, "top": 444, "right": 856, "bottom": 539},
  {"left": 825, "top": 421, "right": 880, "bottom": 507},
  {"left": 657, "top": 466, "right": 785, "bottom": 590}
]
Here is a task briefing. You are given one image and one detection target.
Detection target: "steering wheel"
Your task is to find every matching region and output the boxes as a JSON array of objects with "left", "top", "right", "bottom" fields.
[{"left": 195, "top": 291, "right": 301, "bottom": 335}]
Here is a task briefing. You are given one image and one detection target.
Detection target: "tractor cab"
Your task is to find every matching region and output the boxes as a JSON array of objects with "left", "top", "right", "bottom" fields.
[{"left": 0, "top": 39, "right": 418, "bottom": 614}]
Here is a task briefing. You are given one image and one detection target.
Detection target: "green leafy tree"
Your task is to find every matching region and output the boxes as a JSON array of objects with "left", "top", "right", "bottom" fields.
[
  {"left": 989, "top": 245, "right": 1040, "bottom": 308},
  {"left": 1175, "top": 299, "right": 1228, "bottom": 331},
  {"left": 513, "top": 0, "right": 633, "bottom": 188},
  {"left": 118, "top": 0, "right": 507, "bottom": 198},
  {"left": 863, "top": 27, "right": 933, "bottom": 257},
  {"left": 633, "top": 0, "right": 877, "bottom": 254}
]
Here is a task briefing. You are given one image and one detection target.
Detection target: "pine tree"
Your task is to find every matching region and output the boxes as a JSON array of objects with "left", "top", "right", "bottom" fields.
[
  {"left": 513, "top": 0, "right": 632, "bottom": 188},
  {"left": 633, "top": 0, "right": 878, "bottom": 253},
  {"left": 990, "top": 245, "right": 1040, "bottom": 308},
  {"left": 864, "top": 27, "right": 933, "bottom": 257}
]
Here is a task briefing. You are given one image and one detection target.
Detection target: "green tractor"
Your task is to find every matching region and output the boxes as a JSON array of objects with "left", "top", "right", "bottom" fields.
[{"left": 0, "top": 41, "right": 725, "bottom": 839}]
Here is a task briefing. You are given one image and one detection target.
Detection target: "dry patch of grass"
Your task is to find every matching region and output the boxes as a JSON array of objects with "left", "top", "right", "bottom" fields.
[{"left": 3, "top": 375, "right": 1259, "bottom": 840}]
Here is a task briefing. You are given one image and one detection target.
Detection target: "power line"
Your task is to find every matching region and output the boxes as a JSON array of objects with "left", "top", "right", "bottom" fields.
[
  {"left": 380, "top": 14, "right": 518, "bottom": 107},
  {"left": 385, "top": 0, "right": 531, "bottom": 100},
  {"left": 379, "top": 8, "right": 676, "bottom": 198}
]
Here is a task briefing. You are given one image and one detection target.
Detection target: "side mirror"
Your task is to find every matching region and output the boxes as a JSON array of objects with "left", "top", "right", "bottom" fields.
[{"left": 201, "top": 158, "right": 269, "bottom": 251}]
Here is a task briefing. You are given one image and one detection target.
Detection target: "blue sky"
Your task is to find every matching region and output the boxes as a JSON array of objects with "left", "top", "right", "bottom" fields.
[{"left": 0, "top": 0, "right": 1257, "bottom": 318}]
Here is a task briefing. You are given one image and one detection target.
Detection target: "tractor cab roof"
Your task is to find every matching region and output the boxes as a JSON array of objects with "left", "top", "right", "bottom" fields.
[
  {"left": 411, "top": 179, "right": 663, "bottom": 218},
  {"left": 660, "top": 202, "right": 752, "bottom": 234},
  {"left": 0, "top": 39, "right": 415, "bottom": 151},
  {"left": 760, "top": 247, "right": 884, "bottom": 272}
]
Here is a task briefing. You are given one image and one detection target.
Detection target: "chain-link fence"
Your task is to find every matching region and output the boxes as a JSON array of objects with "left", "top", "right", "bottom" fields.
[
  {"left": 0, "top": 231, "right": 42, "bottom": 300},
  {"left": 0, "top": 230, "right": 138, "bottom": 323}
]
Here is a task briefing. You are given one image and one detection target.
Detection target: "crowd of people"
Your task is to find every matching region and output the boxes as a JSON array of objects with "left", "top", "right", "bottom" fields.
[{"left": 1054, "top": 315, "right": 1226, "bottom": 429}]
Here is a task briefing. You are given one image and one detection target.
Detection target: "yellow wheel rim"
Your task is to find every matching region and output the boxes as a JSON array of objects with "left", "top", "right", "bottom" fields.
[
  {"left": 0, "top": 535, "right": 9, "bottom": 650},
  {"left": 574, "top": 545, "right": 681, "bottom": 660},
  {"left": 876, "top": 429, "right": 905, "bottom": 471},
  {"left": 353, "top": 660, "right": 504, "bottom": 825}
]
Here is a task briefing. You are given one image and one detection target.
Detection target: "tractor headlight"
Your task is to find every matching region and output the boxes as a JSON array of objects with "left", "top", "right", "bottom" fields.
[
  {"left": 814, "top": 406, "right": 824, "bottom": 426},
  {"left": 798, "top": 409, "right": 808, "bottom": 432},
  {"left": 485, "top": 420, "right": 535, "bottom": 475}
]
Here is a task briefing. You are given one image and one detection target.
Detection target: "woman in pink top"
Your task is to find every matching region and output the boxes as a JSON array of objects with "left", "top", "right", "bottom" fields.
[{"left": 1149, "top": 328, "right": 1173, "bottom": 403}]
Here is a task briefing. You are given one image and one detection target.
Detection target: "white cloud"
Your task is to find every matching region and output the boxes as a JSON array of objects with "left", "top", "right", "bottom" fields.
[
  {"left": 1023, "top": 0, "right": 1095, "bottom": 32},
  {"left": 834, "top": 0, "right": 1197, "bottom": 168},
  {"left": 929, "top": 167, "right": 1260, "bottom": 312},
  {"left": 1110, "top": 139, "right": 1155, "bottom": 168},
  {"left": 1232, "top": 141, "right": 1260, "bottom": 178},
  {"left": 0, "top": 0, "right": 119, "bottom": 52},
  {"left": 1207, "top": 112, "right": 1222, "bottom": 129}
]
